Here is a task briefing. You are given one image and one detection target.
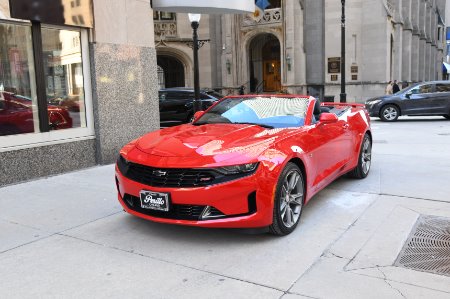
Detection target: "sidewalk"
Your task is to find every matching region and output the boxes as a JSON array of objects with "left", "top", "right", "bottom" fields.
[{"left": 1, "top": 117, "right": 450, "bottom": 298}]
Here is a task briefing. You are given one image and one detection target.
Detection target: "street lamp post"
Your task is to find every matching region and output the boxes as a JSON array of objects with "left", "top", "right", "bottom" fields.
[
  {"left": 340, "top": 0, "right": 347, "bottom": 103},
  {"left": 189, "top": 13, "right": 202, "bottom": 112}
]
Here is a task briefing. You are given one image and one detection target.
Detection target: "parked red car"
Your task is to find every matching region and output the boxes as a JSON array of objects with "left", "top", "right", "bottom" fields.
[
  {"left": 116, "top": 95, "right": 372, "bottom": 235},
  {"left": 0, "top": 92, "right": 73, "bottom": 136}
]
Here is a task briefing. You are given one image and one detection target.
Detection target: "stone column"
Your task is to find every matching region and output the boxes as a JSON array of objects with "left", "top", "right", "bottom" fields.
[
  {"left": 304, "top": 0, "right": 325, "bottom": 99},
  {"left": 401, "top": 0, "right": 413, "bottom": 83},
  {"left": 410, "top": 0, "right": 420, "bottom": 82},
  {"left": 393, "top": 23, "right": 403, "bottom": 82},
  {"left": 424, "top": 2, "right": 432, "bottom": 81},
  {"left": 418, "top": 0, "right": 426, "bottom": 81},
  {"left": 91, "top": 0, "right": 159, "bottom": 164}
]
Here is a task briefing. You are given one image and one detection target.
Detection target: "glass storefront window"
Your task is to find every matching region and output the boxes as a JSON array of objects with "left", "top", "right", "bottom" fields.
[
  {"left": 42, "top": 27, "right": 86, "bottom": 129},
  {"left": 0, "top": 23, "right": 39, "bottom": 136}
]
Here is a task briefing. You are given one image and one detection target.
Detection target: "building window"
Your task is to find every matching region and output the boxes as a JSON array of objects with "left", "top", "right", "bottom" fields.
[
  {"left": 154, "top": 11, "right": 176, "bottom": 21},
  {"left": 0, "top": 21, "right": 94, "bottom": 148},
  {"left": 256, "top": 0, "right": 281, "bottom": 9},
  {"left": 0, "top": 22, "right": 39, "bottom": 136},
  {"left": 160, "top": 12, "right": 175, "bottom": 20},
  {"left": 157, "top": 65, "right": 165, "bottom": 89},
  {"left": 42, "top": 27, "right": 87, "bottom": 129}
]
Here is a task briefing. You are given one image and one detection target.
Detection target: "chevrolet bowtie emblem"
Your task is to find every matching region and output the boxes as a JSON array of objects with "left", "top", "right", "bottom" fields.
[{"left": 153, "top": 170, "right": 167, "bottom": 176}]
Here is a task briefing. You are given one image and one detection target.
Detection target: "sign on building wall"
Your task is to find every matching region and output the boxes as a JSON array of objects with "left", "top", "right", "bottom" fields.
[
  {"left": 9, "top": 0, "right": 93, "bottom": 28},
  {"left": 328, "top": 57, "right": 340, "bottom": 74}
]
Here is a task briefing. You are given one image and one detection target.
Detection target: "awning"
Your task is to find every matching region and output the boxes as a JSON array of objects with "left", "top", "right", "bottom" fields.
[
  {"left": 152, "top": 0, "right": 255, "bottom": 14},
  {"left": 443, "top": 62, "right": 450, "bottom": 72}
]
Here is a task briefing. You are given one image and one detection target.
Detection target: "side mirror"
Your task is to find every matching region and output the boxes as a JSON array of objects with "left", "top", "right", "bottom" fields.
[
  {"left": 193, "top": 111, "right": 205, "bottom": 122},
  {"left": 405, "top": 91, "right": 412, "bottom": 99},
  {"left": 319, "top": 113, "right": 339, "bottom": 124}
]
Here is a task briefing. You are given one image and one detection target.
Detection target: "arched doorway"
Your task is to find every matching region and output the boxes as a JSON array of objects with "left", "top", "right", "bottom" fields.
[
  {"left": 249, "top": 34, "right": 281, "bottom": 93},
  {"left": 157, "top": 55, "right": 185, "bottom": 88}
]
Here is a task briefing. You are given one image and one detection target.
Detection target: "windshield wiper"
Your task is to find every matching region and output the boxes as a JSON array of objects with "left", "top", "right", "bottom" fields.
[{"left": 231, "top": 122, "right": 274, "bottom": 129}]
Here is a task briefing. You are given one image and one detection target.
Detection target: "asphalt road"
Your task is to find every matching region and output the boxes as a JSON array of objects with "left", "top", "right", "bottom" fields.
[{"left": 1, "top": 116, "right": 449, "bottom": 298}]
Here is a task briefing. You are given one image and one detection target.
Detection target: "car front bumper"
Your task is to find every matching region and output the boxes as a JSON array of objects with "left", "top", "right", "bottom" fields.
[{"left": 115, "top": 166, "right": 276, "bottom": 228}]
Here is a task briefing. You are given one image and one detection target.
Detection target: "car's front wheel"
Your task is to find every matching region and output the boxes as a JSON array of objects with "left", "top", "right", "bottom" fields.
[
  {"left": 380, "top": 105, "right": 400, "bottom": 122},
  {"left": 444, "top": 115, "right": 450, "bottom": 120},
  {"left": 269, "top": 163, "right": 305, "bottom": 236}
]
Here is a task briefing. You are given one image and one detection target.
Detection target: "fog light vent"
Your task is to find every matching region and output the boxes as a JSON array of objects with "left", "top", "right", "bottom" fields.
[
  {"left": 395, "top": 215, "right": 450, "bottom": 277},
  {"left": 201, "top": 206, "right": 225, "bottom": 220}
]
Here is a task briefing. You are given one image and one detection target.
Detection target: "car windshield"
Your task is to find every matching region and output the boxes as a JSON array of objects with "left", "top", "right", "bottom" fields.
[{"left": 194, "top": 96, "right": 310, "bottom": 129}]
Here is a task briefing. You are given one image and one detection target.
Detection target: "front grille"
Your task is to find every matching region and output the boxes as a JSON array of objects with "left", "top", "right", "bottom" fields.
[
  {"left": 121, "top": 192, "right": 258, "bottom": 221},
  {"left": 117, "top": 156, "right": 256, "bottom": 188},
  {"left": 123, "top": 194, "right": 205, "bottom": 220}
]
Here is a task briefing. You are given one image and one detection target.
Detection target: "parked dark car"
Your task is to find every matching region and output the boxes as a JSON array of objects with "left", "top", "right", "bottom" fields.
[
  {"left": 365, "top": 81, "right": 450, "bottom": 122},
  {"left": 159, "top": 88, "right": 223, "bottom": 127}
]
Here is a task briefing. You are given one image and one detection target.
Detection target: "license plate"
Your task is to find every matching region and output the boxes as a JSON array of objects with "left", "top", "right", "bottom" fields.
[{"left": 139, "top": 190, "right": 170, "bottom": 211}]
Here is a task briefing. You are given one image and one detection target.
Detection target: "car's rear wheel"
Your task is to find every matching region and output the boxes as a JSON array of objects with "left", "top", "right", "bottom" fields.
[
  {"left": 348, "top": 134, "right": 372, "bottom": 179},
  {"left": 380, "top": 105, "right": 400, "bottom": 122},
  {"left": 269, "top": 163, "right": 305, "bottom": 236}
]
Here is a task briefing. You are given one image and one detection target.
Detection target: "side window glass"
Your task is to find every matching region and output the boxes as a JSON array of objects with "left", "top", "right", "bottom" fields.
[
  {"left": 419, "top": 85, "right": 433, "bottom": 94},
  {"left": 409, "top": 87, "right": 420, "bottom": 95},
  {"left": 0, "top": 99, "right": 5, "bottom": 110},
  {"left": 172, "top": 92, "right": 187, "bottom": 101},
  {"left": 436, "top": 84, "right": 450, "bottom": 92},
  {"left": 200, "top": 93, "right": 210, "bottom": 100}
]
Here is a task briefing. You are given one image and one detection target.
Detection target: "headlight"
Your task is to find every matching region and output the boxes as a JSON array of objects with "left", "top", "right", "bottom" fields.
[
  {"left": 366, "top": 99, "right": 382, "bottom": 106},
  {"left": 117, "top": 155, "right": 130, "bottom": 174},
  {"left": 216, "top": 163, "right": 259, "bottom": 175}
]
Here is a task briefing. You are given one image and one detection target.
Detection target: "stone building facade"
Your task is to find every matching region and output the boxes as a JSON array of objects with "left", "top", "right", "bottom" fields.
[
  {"left": 155, "top": 0, "right": 446, "bottom": 102},
  {"left": 0, "top": 0, "right": 159, "bottom": 186}
]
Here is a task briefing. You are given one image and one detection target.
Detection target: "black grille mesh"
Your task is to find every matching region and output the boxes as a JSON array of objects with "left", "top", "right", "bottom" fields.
[
  {"left": 117, "top": 156, "right": 255, "bottom": 188},
  {"left": 123, "top": 194, "right": 206, "bottom": 220}
]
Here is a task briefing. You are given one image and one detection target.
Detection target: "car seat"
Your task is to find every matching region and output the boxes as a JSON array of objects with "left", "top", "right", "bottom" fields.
[{"left": 313, "top": 100, "right": 331, "bottom": 122}]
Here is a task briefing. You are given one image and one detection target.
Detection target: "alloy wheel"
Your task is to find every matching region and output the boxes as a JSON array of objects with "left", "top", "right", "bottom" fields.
[
  {"left": 361, "top": 136, "right": 372, "bottom": 175},
  {"left": 279, "top": 170, "right": 304, "bottom": 228},
  {"left": 382, "top": 107, "right": 398, "bottom": 121}
]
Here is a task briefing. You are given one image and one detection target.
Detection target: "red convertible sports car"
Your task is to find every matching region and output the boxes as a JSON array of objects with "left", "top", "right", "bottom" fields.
[{"left": 116, "top": 95, "right": 372, "bottom": 235}]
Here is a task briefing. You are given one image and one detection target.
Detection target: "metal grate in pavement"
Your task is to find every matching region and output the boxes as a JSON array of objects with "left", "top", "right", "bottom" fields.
[{"left": 395, "top": 215, "right": 450, "bottom": 277}]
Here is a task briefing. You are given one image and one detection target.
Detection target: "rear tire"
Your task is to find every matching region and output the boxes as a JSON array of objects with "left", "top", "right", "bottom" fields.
[
  {"left": 269, "top": 163, "right": 305, "bottom": 236},
  {"left": 380, "top": 105, "right": 400, "bottom": 122},
  {"left": 348, "top": 134, "right": 372, "bottom": 179}
]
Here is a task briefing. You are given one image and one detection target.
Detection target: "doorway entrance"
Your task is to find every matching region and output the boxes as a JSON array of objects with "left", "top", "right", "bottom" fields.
[
  {"left": 157, "top": 55, "right": 185, "bottom": 88},
  {"left": 249, "top": 34, "right": 281, "bottom": 93}
]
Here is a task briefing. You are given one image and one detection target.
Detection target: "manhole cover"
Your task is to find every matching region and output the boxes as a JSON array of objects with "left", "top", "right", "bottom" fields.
[{"left": 395, "top": 215, "right": 450, "bottom": 277}]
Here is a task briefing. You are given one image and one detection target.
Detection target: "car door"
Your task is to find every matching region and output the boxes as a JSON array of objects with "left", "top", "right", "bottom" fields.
[
  {"left": 432, "top": 83, "right": 450, "bottom": 114},
  {"left": 159, "top": 91, "right": 191, "bottom": 127},
  {"left": 402, "top": 83, "right": 436, "bottom": 115},
  {"left": 306, "top": 114, "right": 353, "bottom": 191}
]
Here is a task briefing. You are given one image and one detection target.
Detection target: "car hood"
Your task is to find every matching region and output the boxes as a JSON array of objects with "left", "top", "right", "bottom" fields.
[{"left": 135, "top": 124, "right": 298, "bottom": 160}]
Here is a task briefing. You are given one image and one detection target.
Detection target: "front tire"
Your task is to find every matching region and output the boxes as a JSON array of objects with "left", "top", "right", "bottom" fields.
[
  {"left": 380, "top": 105, "right": 400, "bottom": 122},
  {"left": 444, "top": 115, "right": 450, "bottom": 120},
  {"left": 269, "top": 163, "right": 305, "bottom": 236},
  {"left": 348, "top": 134, "right": 372, "bottom": 179}
]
